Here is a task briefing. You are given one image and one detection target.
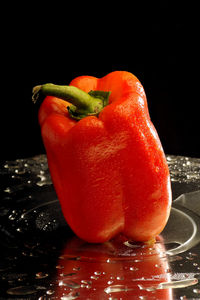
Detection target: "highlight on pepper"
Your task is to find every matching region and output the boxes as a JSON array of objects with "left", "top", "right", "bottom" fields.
[{"left": 33, "top": 71, "right": 172, "bottom": 244}]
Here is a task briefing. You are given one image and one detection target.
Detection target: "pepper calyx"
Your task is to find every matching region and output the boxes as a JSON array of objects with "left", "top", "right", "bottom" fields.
[{"left": 68, "top": 90, "right": 111, "bottom": 120}]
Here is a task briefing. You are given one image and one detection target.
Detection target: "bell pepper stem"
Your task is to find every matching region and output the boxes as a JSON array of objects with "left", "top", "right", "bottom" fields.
[{"left": 32, "top": 83, "right": 110, "bottom": 120}]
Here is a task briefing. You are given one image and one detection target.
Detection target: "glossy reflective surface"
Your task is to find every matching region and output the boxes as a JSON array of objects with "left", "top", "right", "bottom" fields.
[{"left": 1, "top": 155, "right": 200, "bottom": 299}]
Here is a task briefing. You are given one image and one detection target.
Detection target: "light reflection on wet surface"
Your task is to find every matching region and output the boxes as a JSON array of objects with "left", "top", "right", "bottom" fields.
[{"left": 1, "top": 154, "right": 200, "bottom": 299}]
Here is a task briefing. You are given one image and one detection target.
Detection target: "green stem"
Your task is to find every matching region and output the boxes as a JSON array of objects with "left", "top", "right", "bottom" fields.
[{"left": 32, "top": 83, "right": 110, "bottom": 120}]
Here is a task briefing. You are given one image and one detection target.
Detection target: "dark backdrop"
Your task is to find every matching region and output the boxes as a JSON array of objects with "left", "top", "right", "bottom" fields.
[{"left": 1, "top": 1, "right": 199, "bottom": 161}]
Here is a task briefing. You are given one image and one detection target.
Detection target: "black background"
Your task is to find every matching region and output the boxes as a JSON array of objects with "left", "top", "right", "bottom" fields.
[{"left": 1, "top": 1, "right": 199, "bottom": 161}]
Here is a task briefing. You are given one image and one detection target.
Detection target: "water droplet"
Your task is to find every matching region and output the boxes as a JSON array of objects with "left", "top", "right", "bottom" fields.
[
  {"left": 73, "top": 267, "right": 80, "bottom": 271},
  {"left": 94, "top": 271, "right": 101, "bottom": 275},
  {"left": 7, "top": 285, "right": 37, "bottom": 295},
  {"left": 104, "top": 285, "right": 131, "bottom": 294},
  {"left": 37, "top": 174, "right": 47, "bottom": 186},
  {"left": 16, "top": 227, "right": 23, "bottom": 232},
  {"left": 90, "top": 275, "right": 99, "bottom": 280},
  {"left": 46, "top": 289, "right": 55, "bottom": 295},
  {"left": 59, "top": 280, "right": 80, "bottom": 289},
  {"left": 4, "top": 187, "right": 11, "bottom": 193},
  {"left": 35, "top": 272, "right": 49, "bottom": 279},
  {"left": 139, "top": 278, "right": 198, "bottom": 291},
  {"left": 167, "top": 156, "right": 177, "bottom": 162},
  {"left": 116, "top": 276, "right": 124, "bottom": 280},
  {"left": 59, "top": 255, "right": 81, "bottom": 261},
  {"left": 188, "top": 252, "right": 198, "bottom": 257},
  {"left": 56, "top": 265, "right": 64, "bottom": 269},
  {"left": 124, "top": 241, "right": 142, "bottom": 248},
  {"left": 60, "top": 272, "right": 77, "bottom": 277},
  {"left": 61, "top": 291, "right": 80, "bottom": 299},
  {"left": 81, "top": 280, "right": 92, "bottom": 289},
  {"left": 81, "top": 280, "right": 92, "bottom": 285},
  {"left": 168, "top": 255, "right": 183, "bottom": 262},
  {"left": 129, "top": 266, "right": 139, "bottom": 271},
  {"left": 186, "top": 256, "right": 194, "bottom": 261},
  {"left": 193, "top": 288, "right": 200, "bottom": 294},
  {"left": 8, "top": 210, "right": 18, "bottom": 220}
]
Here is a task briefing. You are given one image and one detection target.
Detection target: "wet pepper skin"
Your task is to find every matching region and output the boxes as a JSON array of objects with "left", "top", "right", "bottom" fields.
[{"left": 38, "top": 71, "right": 172, "bottom": 243}]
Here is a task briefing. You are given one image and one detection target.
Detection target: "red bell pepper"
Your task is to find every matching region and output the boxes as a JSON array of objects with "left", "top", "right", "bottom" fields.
[{"left": 33, "top": 71, "right": 172, "bottom": 243}]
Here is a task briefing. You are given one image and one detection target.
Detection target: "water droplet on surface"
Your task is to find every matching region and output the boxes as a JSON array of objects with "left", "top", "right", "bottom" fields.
[
  {"left": 193, "top": 263, "right": 198, "bottom": 266},
  {"left": 16, "top": 227, "right": 23, "bottom": 232},
  {"left": 61, "top": 291, "right": 80, "bottom": 299},
  {"left": 104, "top": 285, "right": 131, "bottom": 294},
  {"left": 58, "top": 280, "right": 80, "bottom": 289},
  {"left": 168, "top": 255, "right": 183, "bottom": 262},
  {"left": 60, "top": 272, "right": 77, "bottom": 277},
  {"left": 81, "top": 280, "right": 92, "bottom": 289},
  {"left": 186, "top": 256, "right": 194, "bottom": 261},
  {"left": 139, "top": 278, "right": 198, "bottom": 291},
  {"left": 56, "top": 265, "right": 64, "bottom": 269},
  {"left": 8, "top": 210, "right": 18, "bottom": 220},
  {"left": 46, "top": 289, "right": 55, "bottom": 295},
  {"left": 35, "top": 272, "right": 49, "bottom": 279},
  {"left": 73, "top": 267, "right": 80, "bottom": 271},
  {"left": 129, "top": 266, "right": 139, "bottom": 271},
  {"left": 116, "top": 276, "right": 124, "bottom": 280},
  {"left": 7, "top": 285, "right": 37, "bottom": 295},
  {"left": 124, "top": 241, "right": 142, "bottom": 248},
  {"left": 59, "top": 255, "right": 81, "bottom": 261},
  {"left": 94, "top": 271, "right": 101, "bottom": 275},
  {"left": 188, "top": 252, "right": 198, "bottom": 257},
  {"left": 90, "top": 275, "right": 99, "bottom": 280},
  {"left": 81, "top": 280, "right": 92, "bottom": 285},
  {"left": 37, "top": 174, "right": 47, "bottom": 186},
  {"left": 4, "top": 187, "right": 11, "bottom": 193}
]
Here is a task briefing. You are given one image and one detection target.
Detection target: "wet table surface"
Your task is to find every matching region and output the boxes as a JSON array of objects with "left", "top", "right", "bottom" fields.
[{"left": 1, "top": 154, "right": 200, "bottom": 299}]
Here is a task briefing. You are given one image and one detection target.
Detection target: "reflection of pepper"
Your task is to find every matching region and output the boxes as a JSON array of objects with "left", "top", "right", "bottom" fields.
[
  {"left": 54, "top": 235, "right": 173, "bottom": 299},
  {"left": 33, "top": 71, "right": 172, "bottom": 243}
]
